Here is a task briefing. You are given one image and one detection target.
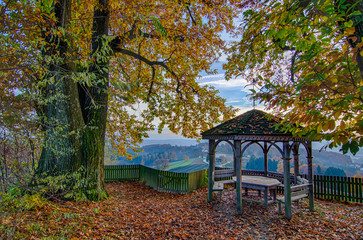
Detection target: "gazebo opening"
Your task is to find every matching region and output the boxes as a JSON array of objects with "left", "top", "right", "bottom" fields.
[
  {"left": 201, "top": 109, "right": 315, "bottom": 219},
  {"left": 214, "top": 142, "right": 234, "bottom": 169}
]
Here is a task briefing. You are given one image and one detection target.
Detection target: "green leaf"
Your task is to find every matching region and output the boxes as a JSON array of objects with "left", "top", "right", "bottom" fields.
[
  {"left": 151, "top": 16, "right": 168, "bottom": 38},
  {"left": 349, "top": 140, "right": 359, "bottom": 155},
  {"left": 41, "top": 0, "right": 54, "bottom": 14},
  {"left": 276, "top": 28, "right": 287, "bottom": 39},
  {"left": 346, "top": 95, "right": 354, "bottom": 100},
  {"left": 344, "top": 20, "right": 353, "bottom": 28},
  {"left": 341, "top": 142, "right": 350, "bottom": 154}
]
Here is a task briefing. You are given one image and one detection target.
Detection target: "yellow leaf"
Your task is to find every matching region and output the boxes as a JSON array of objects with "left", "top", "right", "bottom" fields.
[
  {"left": 323, "top": 123, "right": 329, "bottom": 132},
  {"left": 335, "top": 111, "right": 341, "bottom": 120},
  {"left": 331, "top": 77, "right": 338, "bottom": 84},
  {"left": 346, "top": 27, "right": 355, "bottom": 35},
  {"left": 328, "top": 121, "right": 336, "bottom": 131}
]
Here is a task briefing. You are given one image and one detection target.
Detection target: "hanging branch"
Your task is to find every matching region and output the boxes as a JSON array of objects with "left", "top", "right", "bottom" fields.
[
  {"left": 111, "top": 46, "right": 181, "bottom": 97},
  {"left": 147, "top": 68, "right": 155, "bottom": 102},
  {"left": 186, "top": 6, "right": 197, "bottom": 25},
  {"left": 290, "top": 50, "right": 300, "bottom": 83}
]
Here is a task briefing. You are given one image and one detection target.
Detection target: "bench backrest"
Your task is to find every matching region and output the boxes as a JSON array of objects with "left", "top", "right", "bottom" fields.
[
  {"left": 290, "top": 183, "right": 311, "bottom": 197},
  {"left": 214, "top": 169, "right": 234, "bottom": 180}
]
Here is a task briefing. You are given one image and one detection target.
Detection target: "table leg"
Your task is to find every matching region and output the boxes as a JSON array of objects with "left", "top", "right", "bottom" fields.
[
  {"left": 272, "top": 188, "right": 277, "bottom": 202},
  {"left": 264, "top": 188, "right": 268, "bottom": 206}
]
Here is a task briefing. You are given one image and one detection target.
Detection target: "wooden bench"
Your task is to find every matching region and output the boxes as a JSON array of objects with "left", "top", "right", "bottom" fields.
[
  {"left": 277, "top": 183, "right": 311, "bottom": 214},
  {"left": 212, "top": 169, "right": 235, "bottom": 199},
  {"left": 214, "top": 169, "right": 235, "bottom": 180}
]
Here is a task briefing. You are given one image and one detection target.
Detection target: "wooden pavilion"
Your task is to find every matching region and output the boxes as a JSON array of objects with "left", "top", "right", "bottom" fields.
[{"left": 201, "top": 109, "right": 314, "bottom": 218}]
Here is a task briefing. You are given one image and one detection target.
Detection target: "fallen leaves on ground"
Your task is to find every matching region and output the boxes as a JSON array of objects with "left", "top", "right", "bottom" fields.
[{"left": 1, "top": 181, "right": 362, "bottom": 239}]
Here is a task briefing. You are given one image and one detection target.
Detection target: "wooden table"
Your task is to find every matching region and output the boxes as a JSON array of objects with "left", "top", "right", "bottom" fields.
[{"left": 234, "top": 176, "right": 282, "bottom": 206}]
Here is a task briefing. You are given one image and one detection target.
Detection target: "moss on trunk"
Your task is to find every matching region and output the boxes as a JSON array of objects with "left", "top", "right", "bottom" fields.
[{"left": 35, "top": 0, "right": 109, "bottom": 201}]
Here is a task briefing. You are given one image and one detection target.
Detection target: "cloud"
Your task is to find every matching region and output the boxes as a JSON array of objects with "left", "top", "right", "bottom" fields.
[{"left": 198, "top": 75, "right": 250, "bottom": 89}]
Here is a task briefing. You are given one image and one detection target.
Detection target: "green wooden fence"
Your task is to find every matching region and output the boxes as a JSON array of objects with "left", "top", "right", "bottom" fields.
[
  {"left": 104, "top": 165, "right": 362, "bottom": 202},
  {"left": 104, "top": 165, "right": 140, "bottom": 181},
  {"left": 104, "top": 165, "right": 206, "bottom": 194},
  {"left": 302, "top": 174, "right": 363, "bottom": 203}
]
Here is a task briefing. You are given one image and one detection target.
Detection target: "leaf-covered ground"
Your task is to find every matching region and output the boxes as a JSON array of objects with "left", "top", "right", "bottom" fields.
[{"left": 1, "top": 181, "right": 362, "bottom": 239}]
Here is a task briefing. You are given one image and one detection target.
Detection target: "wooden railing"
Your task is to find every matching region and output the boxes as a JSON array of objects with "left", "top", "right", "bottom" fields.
[
  {"left": 302, "top": 174, "right": 363, "bottom": 203},
  {"left": 104, "top": 165, "right": 363, "bottom": 203},
  {"left": 104, "top": 165, "right": 205, "bottom": 194},
  {"left": 241, "top": 171, "right": 362, "bottom": 203},
  {"left": 104, "top": 165, "right": 140, "bottom": 181}
]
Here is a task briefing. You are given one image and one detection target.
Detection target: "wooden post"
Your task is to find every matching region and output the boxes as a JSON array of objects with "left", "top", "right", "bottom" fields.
[
  {"left": 307, "top": 141, "right": 314, "bottom": 211},
  {"left": 264, "top": 142, "right": 268, "bottom": 177},
  {"left": 293, "top": 151, "right": 299, "bottom": 185},
  {"left": 283, "top": 142, "right": 292, "bottom": 219},
  {"left": 208, "top": 139, "right": 215, "bottom": 202},
  {"left": 234, "top": 151, "right": 237, "bottom": 176},
  {"left": 235, "top": 140, "right": 242, "bottom": 214}
]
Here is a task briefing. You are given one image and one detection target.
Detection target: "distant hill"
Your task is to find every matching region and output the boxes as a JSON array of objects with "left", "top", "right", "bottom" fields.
[
  {"left": 108, "top": 143, "right": 206, "bottom": 169},
  {"left": 105, "top": 141, "right": 362, "bottom": 176},
  {"left": 141, "top": 139, "right": 200, "bottom": 146}
]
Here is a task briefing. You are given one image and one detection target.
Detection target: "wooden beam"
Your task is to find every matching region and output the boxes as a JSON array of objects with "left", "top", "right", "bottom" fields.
[
  {"left": 208, "top": 139, "right": 215, "bottom": 202},
  {"left": 307, "top": 141, "right": 314, "bottom": 211},
  {"left": 283, "top": 142, "right": 292, "bottom": 219},
  {"left": 293, "top": 146, "right": 299, "bottom": 185},
  {"left": 264, "top": 142, "right": 268, "bottom": 176},
  {"left": 234, "top": 140, "right": 242, "bottom": 214}
]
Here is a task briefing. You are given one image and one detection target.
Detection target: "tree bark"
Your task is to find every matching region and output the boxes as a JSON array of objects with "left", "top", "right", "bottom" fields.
[
  {"left": 36, "top": 0, "right": 109, "bottom": 200},
  {"left": 37, "top": 0, "right": 84, "bottom": 175},
  {"left": 78, "top": 0, "right": 110, "bottom": 200}
]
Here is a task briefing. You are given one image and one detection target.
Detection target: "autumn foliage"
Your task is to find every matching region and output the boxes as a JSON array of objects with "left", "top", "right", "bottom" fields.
[
  {"left": 225, "top": 0, "right": 363, "bottom": 154},
  {"left": 1, "top": 0, "right": 240, "bottom": 199},
  {"left": 1, "top": 181, "right": 362, "bottom": 239}
]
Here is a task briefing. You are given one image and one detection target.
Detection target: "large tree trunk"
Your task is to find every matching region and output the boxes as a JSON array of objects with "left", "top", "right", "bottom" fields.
[
  {"left": 36, "top": 0, "right": 109, "bottom": 200},
  {"left": 78, "top": 0, "right": 110, "bottom": 200}
]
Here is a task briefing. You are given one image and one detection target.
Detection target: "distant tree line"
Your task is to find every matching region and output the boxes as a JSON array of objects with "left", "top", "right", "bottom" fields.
[
  {"left": 245, "top": 156, "right": 347, "bottom": 177},
  {"left": 114, "top": 144, "right": 205, "bottom": 169},
  {"left": 245, "top": 156, "right": 279, "bottom": 172},
  {"left": 323, "top": 167, "right": 346, "bottom": 177}
]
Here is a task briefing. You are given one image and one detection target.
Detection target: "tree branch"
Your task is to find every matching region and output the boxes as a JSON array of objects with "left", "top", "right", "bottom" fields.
[
  {"left": 147, "top": 78, "right": 154, "bottom": 102},
  {"left": 290, "top": 50, "right": 300, "bottom": 82},
  {"left": 186, "top": 6, "right": 197, "bottom": 25},
  {"left": 109, "top": 28, "right": 184, "bottom": 50},
  {"left": 112, "top": 47, "right": 182, "bottom": 98},
  {"left": 0, "top": 0, "right": 13, "bottom": 18},
  {"left": 113, "top": 47, "right": 178, "bottom": 78}
]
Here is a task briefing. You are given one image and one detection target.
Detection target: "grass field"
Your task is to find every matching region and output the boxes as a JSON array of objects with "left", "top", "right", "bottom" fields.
[{"left": 166, "top": 159, "right": 195, "bottom": 170}]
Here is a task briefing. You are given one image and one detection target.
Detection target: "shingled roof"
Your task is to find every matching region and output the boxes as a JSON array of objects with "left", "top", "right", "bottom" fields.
[{"left": 201, "top": 109, "right": 292, "bottom": 137}]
